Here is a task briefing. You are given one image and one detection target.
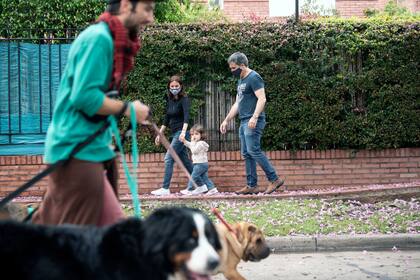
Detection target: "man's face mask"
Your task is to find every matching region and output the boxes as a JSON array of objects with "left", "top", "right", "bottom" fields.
[{"left": 231, "top": 67, "right": 242, "bottom": 78}]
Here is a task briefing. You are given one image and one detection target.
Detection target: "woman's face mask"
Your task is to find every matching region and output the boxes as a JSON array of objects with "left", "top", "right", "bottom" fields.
[{"left": 169, "top": 87, "right": 182, "bottom": 95}]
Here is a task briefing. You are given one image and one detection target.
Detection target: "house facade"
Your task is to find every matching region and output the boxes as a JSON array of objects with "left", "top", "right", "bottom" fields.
[{"left": 195, "top": 0, "right": 419, "bottom": 20}]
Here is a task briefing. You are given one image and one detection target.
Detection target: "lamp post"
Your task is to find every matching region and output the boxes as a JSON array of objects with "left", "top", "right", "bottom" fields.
[{"left": 295, "top": 0, "right": 299, "bottom": 22}]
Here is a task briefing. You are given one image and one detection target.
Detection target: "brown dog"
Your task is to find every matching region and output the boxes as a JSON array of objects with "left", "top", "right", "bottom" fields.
[{"left": 214, "top": 222, "right": 271, "bottom": 280}]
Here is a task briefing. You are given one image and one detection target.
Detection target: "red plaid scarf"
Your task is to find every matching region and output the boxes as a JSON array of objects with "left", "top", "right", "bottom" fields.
[{"left": 97, "top": 12, "right": 141, "bottom": 91}]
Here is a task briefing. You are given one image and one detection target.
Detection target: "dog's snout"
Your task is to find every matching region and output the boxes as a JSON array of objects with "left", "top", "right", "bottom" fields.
[
  {"left": 207, "top": 257, "right": 220, "bottom": 270},
  {"left": 260, "top": 246, "right": 271, "bottom": 259}
]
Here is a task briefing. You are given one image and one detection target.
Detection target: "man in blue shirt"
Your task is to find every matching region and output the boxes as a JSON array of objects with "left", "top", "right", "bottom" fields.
[{"left": 220, "top": 52, "right": 285, "bottom": 194}]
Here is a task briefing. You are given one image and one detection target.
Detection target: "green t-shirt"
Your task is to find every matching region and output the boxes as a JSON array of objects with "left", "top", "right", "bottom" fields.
[{"left": 44, "top": 22, "right": 114, "bottom": 164}]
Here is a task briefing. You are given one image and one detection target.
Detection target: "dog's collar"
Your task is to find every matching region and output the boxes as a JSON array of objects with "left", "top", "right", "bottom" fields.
[{"left": 242, "top": 241, "right": 252, "bottom": 261}]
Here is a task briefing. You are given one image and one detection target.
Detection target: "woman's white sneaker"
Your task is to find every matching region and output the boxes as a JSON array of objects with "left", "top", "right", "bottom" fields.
[
  {"left": 151, "top": 187, "right": 170, "bottom": 196},
  {"left": 191, "top": 185, "right": 208, "bottom": 195},
  {"left": 180, "top": 188, "right": 193, "bottom": 195},
  {"left": 206, "top": 188, "right": 219, "bottom": 195}
]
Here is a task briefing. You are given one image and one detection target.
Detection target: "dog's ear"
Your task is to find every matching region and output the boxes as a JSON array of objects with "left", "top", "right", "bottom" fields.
[
  {"left": 142, "top": 212, "right": 172, "bottom": 256},
  {"left": 142, "top": 208, "right": 182, "bottom": 271},
  {"left": 233, "top": 224, "right": 244, "bottom": 243},
  {"left": 100, "top": 218, "right": 144, "bottom": 259},
  {"left": 248, "top": 225, "right": 257, "bottom": 234},
  {"left": 245, "top": 225, "right": 257, "bottom": 240}
]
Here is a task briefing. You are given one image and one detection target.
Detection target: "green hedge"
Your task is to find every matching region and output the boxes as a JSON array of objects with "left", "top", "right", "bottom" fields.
[
  {"left": 0, "top": 0, "right": 106, "bottom": 36},
  {"left": 0, "top": 0, "right": 170, "bottom": 36},
  {"left": 127, "top": 20, "right": 419, "bottom": 152},
  {"left": 0, "top": 0, "right": 222, "bottom": 37},
  {"left": 2, "top": 0, "right": 418, "bottom": 152}
]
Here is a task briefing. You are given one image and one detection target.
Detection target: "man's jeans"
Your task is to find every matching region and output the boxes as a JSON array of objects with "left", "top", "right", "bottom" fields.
[
  {"left": 190, "top": 162, "right": 215, "bottom": 190},
  {"left": 162, "top": 130, "right": 193, "bottom": 189},
  {"left": 239, "top": 117, "right": 278, "bottom": 188}
]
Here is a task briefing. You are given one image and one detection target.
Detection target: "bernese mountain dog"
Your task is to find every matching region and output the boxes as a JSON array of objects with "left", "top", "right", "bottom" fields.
[{"left": 0, "top": 207, "right": 221, "bottom": 280}]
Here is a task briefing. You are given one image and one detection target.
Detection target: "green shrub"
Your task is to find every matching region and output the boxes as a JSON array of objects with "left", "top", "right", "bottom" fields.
[
  {"left": 0, "top": 0, "right": 106, "bottom": 37},
  {"left": 364, "top": 0, "right": 420, "bottom": 21},
  {"left": 127, "top": 21, "right": 419, "bottom": 152},
  {"left": 1, "top": 1, "right": 418, "bottom": 152},
  {"left": 0, "top": 0, "right": 226, "bottom": 37}
]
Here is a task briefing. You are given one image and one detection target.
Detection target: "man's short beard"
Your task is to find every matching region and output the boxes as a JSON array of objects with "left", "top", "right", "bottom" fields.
[
  {"left": 127, "top": 24, "right": 140, "bottom": 39},
  {"left": 124, "top": 15, "right": 141, "bottom": 39}
]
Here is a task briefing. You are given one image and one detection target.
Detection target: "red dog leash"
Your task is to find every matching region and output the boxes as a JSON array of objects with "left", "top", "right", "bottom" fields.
[
  {"left": 211, "top": 208, "right": 237, "bottom": 236},
  {"left": 149, "top": 122, "right": 199, "bottom": 189}
]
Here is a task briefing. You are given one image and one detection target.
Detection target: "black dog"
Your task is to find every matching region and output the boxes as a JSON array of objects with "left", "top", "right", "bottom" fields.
[{"left": 0, "top": 207, "right": 221, "bottom": 280}]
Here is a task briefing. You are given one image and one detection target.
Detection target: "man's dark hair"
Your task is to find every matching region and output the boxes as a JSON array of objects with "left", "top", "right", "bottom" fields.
[
  {"left": 107, "top": 0, "right": 140, "bottom": 15},
  {"left": 228, "top": 52, "right": 249, "bottom": 67}
]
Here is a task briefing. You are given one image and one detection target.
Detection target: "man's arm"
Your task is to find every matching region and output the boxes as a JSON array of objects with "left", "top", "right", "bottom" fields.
[
  {"left": 247, "top": 72, "right": 266, "bottom": 128},
  {"left": 224, "top": 101, "right": 239, "bottom": 123},
  {"left": 247, "top": 88, "right": 266, "bottom": 129},
  {"left": 70, "top": 37, "right": 148, "bottom": 122},
  {"left": 252, "top": 88, "right": 266, "bottom": 118},
  {"left": 220, "top": 100, "right": 239, "bottom": 134},
  {"left": 96, "top": 98, "right": 149, "bottom": 123},
  {"left": 70, "top": 42, "right": 111, "bottom": 117}
]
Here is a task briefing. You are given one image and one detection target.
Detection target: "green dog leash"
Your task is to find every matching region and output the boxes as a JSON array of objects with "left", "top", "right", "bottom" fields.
[{"left": 110, "top": 103, "right": 141, "bottom": 218}]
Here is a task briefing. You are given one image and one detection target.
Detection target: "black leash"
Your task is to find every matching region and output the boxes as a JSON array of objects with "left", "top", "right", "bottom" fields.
[{"left": 0, "top": 96, "right": 133, "bottom": 212}]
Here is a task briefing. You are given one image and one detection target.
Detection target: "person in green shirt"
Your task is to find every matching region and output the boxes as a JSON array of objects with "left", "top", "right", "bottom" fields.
[{"left": 32, "top": 0, "right": 155, "bottom": 226}]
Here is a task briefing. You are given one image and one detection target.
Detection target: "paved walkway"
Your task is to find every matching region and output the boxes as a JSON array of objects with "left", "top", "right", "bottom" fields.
[
  {"left": 13, "top": 181, "right": 420, "bottom": 203},
  {"left": 213, "top": 250, "right": 420, "bottom": 280}
]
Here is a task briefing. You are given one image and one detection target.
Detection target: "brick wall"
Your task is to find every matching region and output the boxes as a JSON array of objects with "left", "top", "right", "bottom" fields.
[
  {"left": 223, "top": 0, "right": 269, "bottom": 21},
  {"left": 402, "top": 0, "right": 420, "bottom": 11},
  {"left": 195, "top": 0, "right": 270, "bottom": 22},
  {"left": 336, "top": 0, "right": 419, "bottom": 18},
  {"left": 1, "top": 148, "right": 419, "bottom": 197}
]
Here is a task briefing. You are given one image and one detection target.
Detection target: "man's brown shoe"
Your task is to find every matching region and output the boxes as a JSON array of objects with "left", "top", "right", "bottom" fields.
[
  {"left": 264, "top": 178, "right": 286, "bottom": 194},
  {"left": 235, "top": 185, "right": 263, "bottom": 195}
]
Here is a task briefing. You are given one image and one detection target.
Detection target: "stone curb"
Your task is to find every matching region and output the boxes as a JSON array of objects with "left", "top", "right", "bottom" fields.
[
  {"left": 10, "top": 183, "right": 420, "bottom": 204},
  {"left": 266, "top": 234, "right": 420, "bottom": 253}
]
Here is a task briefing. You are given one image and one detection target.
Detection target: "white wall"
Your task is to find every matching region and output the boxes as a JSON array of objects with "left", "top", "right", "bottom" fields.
[{"left": 269, "top": 0, "right": 335, "bottom": 17}]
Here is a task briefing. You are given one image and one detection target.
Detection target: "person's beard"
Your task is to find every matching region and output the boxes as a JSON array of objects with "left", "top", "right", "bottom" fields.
[
  {"left": 124, "top": 12, "right": 148, "bottom": 40},
  {"left": 124, "top": 18, "right": 140, "bottom": 39},
  {"left": 128, "top": 25, "right": 140, "bottom": 40}
]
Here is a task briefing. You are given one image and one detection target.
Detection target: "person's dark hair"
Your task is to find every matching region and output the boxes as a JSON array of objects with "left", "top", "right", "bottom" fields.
[
  {"left": 190, "top": 124, "right": 206, "bottom": 140},
  {"left": 107, "top": 0, "right": 140, "bottom": 15},
  {"left": 167, "top": 75, "right": 187, "bottom": 100},
  {"left": 228, "top": 52, "right": 249, "bottom": 67}
]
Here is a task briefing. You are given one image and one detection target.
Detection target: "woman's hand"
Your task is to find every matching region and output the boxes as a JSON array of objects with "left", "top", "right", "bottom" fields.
[
  {"left": 154, "top": 135, "right": 160, "bottom": 146},
  {"left": 179, "top": 131, "right": 186, "bottom": 142}
]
